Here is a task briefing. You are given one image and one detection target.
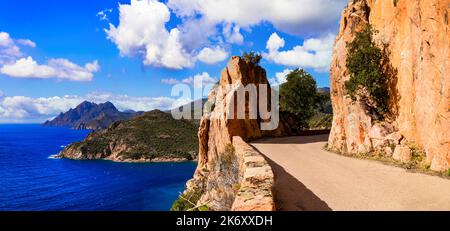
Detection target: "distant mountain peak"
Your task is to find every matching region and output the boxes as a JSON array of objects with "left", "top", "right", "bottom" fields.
[
  {"left": 78, "top": 100, "right": 95, "bottom": 107},
  {"left": 100, "top": 101, "right": 114, "bottom": 107},
  {"left": 43, "top": 101, "right": 141, "bottom": 130}
]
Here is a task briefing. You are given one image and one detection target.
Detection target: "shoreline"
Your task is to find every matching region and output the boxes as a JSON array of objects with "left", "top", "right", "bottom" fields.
[{"left": 49, "top": 153, "right": 197, "bottom": 164}]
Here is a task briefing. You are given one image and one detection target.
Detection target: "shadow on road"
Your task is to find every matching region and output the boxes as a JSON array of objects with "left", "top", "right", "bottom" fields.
[{"left": 260, "top": 152, "right": 332, "bottom": 211}]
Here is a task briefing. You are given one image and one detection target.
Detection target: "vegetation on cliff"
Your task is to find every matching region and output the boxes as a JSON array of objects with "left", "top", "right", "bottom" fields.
[
  {"left": 242, "top": 51, "right": 262, "bottom": 65},
  {"left": 58, "top": 110, "right": 199, "bottom": 162},
  {"left": 171, "top": 189, "right": 208, "bottom": 211},
  {"left": 344, "top": 25, "right": 390, "bottom": 117}
]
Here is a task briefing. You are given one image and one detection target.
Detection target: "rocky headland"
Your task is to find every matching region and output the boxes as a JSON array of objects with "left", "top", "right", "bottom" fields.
[{"left": 57, "top": 109, "right": 199, "bottom": 162}]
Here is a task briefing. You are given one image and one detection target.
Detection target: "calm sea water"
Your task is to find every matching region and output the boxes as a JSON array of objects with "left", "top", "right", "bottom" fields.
[{"left": 0, "top": 124, "right": 196, "bottom": 211}]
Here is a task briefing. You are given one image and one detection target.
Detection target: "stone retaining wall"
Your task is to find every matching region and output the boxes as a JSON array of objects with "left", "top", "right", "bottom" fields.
[{"left": 230, "top": 136, "right": 276, "bottom": 211}]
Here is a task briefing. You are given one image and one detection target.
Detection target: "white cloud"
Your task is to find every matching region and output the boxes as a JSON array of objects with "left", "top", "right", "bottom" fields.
[
  {"left": 161, "top": 72, "right": 217, "bottom": 88},
  {"left": 0, "top": 32, "right": 100, "bottom": 81},
  {"left": 222, "top": 23, "right": 244, "bottom": 45},
  {"left": 105, "top": 0, "right": 345, "bottom": 69},
  {"left": 0, "top": 95, "right": 83, "bottom": 123},
  {"left": 0, "top": 92, "right": 188, "bottom": 123},
  {"left": 106, "top": 0, "right": 194, "bottom": 69},
  {"left": 0, "top": 32, "right": 15, "bottom": 48},
  {"left": 161, "top": 78, "right": 180, "bottom": 84},
  {"left": 167, "top": 0, "right": 200, "bottom": 17},
  {"left": 84, "top": 92, "right": 184, "bottom": 112},
  {"left": 181, "top": 72, "right": 217, "bottom": 88},
  {"left": 269, "top": 69, "right": 292, "bottom": 86},
  {"left": 266, "top": 32, "right": 285, "bottom": 51},
  {"left": 167, "top": 0, "right": 347, "bottom": 35},
  {"left": 264, "top": 33, "right": 335, "bottom": 72},
  {"left": 1, "top": 57, "right": 54, "bottom": 78},
  {"left": 97, "top": 8, "right": 113, "bottom": 21},
  {"left": 197, "top": 46, "right": 228, "bottom": 64},
  {"left": 176, "top": 17, "right": 217, "bottom": 52},
  {"left": 0, "top": 57, "right": 99, "bottom": 81},
  {"left": 0, "top": 33, "right": 37, "bottom": 65},
  {"left": 0, "top": 32, "right": 23, "bottom": 64},
  {"left": 16, "top": 39, "right": 36, "bottom": 48}
]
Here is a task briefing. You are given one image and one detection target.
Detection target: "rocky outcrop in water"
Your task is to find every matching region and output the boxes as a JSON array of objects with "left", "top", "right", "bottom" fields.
[{"left": 328, "top": 0, "right": 449, "bottom": 171}]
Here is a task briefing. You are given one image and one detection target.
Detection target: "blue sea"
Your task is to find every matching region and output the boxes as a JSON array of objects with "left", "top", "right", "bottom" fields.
[{"left": 0, "top": 124, "right": 196, "bottom": 211}]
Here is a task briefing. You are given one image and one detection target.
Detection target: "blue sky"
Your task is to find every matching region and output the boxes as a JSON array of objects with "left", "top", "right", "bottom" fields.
[{"left": 0, "top": 0, "right": 347, "bottom": 123}]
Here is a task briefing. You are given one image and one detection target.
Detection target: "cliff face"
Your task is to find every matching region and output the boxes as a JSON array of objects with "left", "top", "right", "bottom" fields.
[
  {"left": 328, "top": 0, "right": 450, "bottom": 171},
  {"left": 197, "top": 56, "right": 293, "bottom": 168},
  {"left": 182, "top": 56, "right": 293, "bottom": 211}
]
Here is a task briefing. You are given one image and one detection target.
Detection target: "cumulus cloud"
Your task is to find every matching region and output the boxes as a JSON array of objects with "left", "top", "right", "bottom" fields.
[
  {"left": 0, "top": 95, "right": 83, "bottom": 123},
  {"left": 0, "top": 56, "right": 99, "bottom": 81},
  {"left": 222, "top": 23, "right": 244, "bottom": 45},
  {"left": 167, "top": 0, "right": 347, "bottom": 35},
  {"left": 106, "top": 0, "right": 194, "bottom": 69},
  {"left": 105, "top": 0, "right": 345, "bottom": 69},
  {"left": 269, "top": 69, "right": 292, "bottom": 86},
  {"left": 197, "top": 46, "right": 229, "bottom": 64},
  {"left": 266, "top": 32, "right": 285, "bottom": 52},
  {"left": 84, "top": 92, "right": 187, "bottom": 112},
  {"left": 0, "top": 92, "right": 188, "bottom": 123},
  {"left": 176, "top": 17, "right": 218, "bottom": 52},
  {"left": 16, "top": 39, "right": 36, "bottom": 48},
  {"left": 181, "top": 72, "right": 217, "bottom": 89},
  {"left": 0, "top": 32, "right": 100, "bottom": 81},
  {"left": 0, "top": 32, "right": 24, "bottom": 64},
  {"left": 264, "top": 32, "right": 335, "bottom": 72},
  {"left": 161, "top": 72, "right": 217, "bottom": 89}
]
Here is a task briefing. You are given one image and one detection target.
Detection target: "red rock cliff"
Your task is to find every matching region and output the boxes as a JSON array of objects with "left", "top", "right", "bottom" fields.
[
  {"left": 181, "top": 56, "right": 293, "bottom": 211},
  {"left": 328, "top": 0, "right": 450, "bottom": 171}
]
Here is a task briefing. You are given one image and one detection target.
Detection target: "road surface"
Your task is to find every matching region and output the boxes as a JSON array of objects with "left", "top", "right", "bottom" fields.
[{"left": 251, "top": 135, "right": 450, "bottom": 211}]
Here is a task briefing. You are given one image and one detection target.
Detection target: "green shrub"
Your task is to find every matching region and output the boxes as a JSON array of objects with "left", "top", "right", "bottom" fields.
[
  {"left": 242, "top": 51, "right": 262, "bottom": 65},
  {"left": 409, "top": 143, "right": 426, "bottom": 166},
  {"left": 221, "top": 144, "right": 236, "bottom": 167},
  {"left": 345, "top": 25, "right": 390, "bottom": 117},
  {"left": 198, "top": 205, "right": 209, "bottom": 211},
  {"left": 280, "top": 69, "right": 326, "bottom": 128},
  {"left": 308, "top": 113, "right": 332, "bottom": 129},
  {"left": 171, "top": 189, "right": 203, "bottom": 211},
  {"left": 64, "top": 110, "right": 200, "bottom": 161}
]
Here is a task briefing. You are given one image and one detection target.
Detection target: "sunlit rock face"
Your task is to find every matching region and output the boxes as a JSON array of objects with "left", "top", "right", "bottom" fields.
[
  {"left": 184, "top": 56, "right": 293, "bottom": 211},
  {"left": 328, "top": 0, "right": 450, "bottom": 171}
]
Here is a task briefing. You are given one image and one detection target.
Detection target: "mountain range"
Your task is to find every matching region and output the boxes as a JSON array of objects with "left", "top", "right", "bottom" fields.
[{"left": 43, "top": 101, "right": 143, "bottom": 130}]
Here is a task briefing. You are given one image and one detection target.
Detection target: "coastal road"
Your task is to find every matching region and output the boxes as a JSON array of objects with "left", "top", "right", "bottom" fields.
[{"left": 251, "top": 135, "right": 450, "bottom": 211}]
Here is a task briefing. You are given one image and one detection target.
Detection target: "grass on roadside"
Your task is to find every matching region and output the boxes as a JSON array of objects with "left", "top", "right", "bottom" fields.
[{"left": 323, "top": 144, "right": 450, "bottom": 180}]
